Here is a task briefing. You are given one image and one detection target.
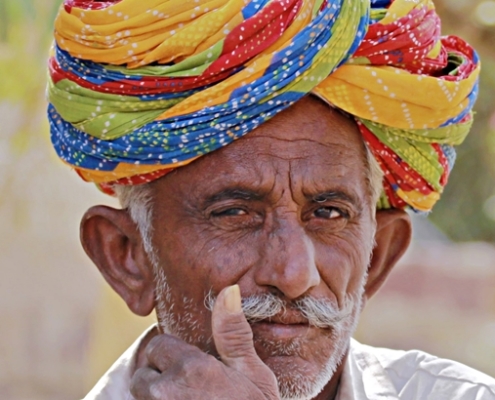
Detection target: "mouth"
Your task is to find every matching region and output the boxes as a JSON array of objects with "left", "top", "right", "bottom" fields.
[{"left": 249, "top": 312, "right": 312, "bottom": 340}]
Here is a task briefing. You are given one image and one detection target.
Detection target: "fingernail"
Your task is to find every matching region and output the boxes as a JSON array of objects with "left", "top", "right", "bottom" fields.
[{"left": 224, "top": 285, "right": 241, "bottom": 313}]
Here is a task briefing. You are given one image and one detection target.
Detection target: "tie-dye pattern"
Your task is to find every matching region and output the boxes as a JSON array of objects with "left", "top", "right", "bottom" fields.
[{"left": 47, "top": 0, "right": 480, "bottom": 212}]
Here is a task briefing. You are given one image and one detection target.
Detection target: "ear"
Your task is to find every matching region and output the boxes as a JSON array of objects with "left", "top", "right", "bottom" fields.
[
  {"left": 363, "top": 209, "right": 412, "bottom": 302},
  {"left": 80, "top": 205, "right": 156, "bottom": 316}
]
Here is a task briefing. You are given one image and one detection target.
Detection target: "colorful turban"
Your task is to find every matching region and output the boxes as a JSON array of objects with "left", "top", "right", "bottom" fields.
[{"left": 47, "top": 0, "right": 480, "bottom": 212}]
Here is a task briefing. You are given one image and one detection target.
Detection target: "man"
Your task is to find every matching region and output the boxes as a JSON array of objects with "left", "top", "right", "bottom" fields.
[{"left": 47, "top": 0, "right": 495, "bottom": 399}]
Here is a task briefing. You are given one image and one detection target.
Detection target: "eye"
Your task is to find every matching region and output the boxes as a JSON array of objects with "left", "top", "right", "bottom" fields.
[
  {"left": 314, "top": 207, "right": 346, "bottom": 220},
  {"left": 208, "top": 206, "right": 263, "bottom": 231},
  {"left": 211, "top": 208, "right": 248, "bottom": 217}
]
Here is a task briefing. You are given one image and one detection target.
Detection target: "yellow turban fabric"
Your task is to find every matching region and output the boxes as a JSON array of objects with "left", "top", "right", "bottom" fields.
[{"left": 47, "top": 0, "right": 480, "bottom": 211}]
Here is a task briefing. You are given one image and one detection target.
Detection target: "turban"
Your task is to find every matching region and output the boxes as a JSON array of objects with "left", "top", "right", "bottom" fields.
[{"left": 47, "top": 0, "right": 480, "bottom": 212}]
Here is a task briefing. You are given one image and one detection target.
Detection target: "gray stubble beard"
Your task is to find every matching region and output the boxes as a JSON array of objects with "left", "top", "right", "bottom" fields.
[
  {"left": 115, "top": 165, "right": 375, "bottom": 400},
  {"left": 151, "top": 248, "right": 365, "bottom": 400}
]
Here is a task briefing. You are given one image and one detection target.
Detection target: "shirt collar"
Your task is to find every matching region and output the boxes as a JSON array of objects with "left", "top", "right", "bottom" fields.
[{"left": 337, "top": 338, "right": 399, "bottom": 400}]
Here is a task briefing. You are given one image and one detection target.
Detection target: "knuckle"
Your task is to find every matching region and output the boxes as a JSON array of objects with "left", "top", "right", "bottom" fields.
[
  {"left": 130, "top": 368, "right": 146, "bottom": 386},
  {"left": 174, "top": 354, "right": 219, "bottom": 383},
  {"left": 176, "top": 355, "right": 192, "bottom": 372},
  {"left": 146, "top": 335, "right": 165, "bottom": 358},
  {"left": 149, "top": 381, "right": 164, "bottom": 400},
  {"left": 177, "top": 354, "right": 205, "bottom": 373},
  {"left": 130, "top": 367, "right": 173, "bottom": 400},
  {"left": 129, "top": 371, "right": 150, "bottom": 399}
]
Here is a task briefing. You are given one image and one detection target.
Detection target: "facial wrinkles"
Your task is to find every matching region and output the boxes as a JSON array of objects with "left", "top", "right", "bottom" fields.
[
  {"left": 150, "top": 228, "right": 368, "bottom": 400},
  {"left": 244, "top": 137, "right": 353, "bottom": 182},
  {"left": 146, "top": 197, "right": 370, "bottom": 394},
  {"left": 146, "top": 205, "right": 372, "bottom": 400},
  {"left": 150, "top": 170, "right": 371, "bottom": 399},
  {"left": 244, "top": 138, "right": 367, "bottom": 228},
  {"left": 140, "top": 98, "right": 378, "bottom": 399}
]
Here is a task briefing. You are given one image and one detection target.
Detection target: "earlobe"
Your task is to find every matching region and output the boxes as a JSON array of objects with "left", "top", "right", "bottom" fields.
[
  {"left": 363, "top": 209, "right": 412, "bottom": 302},
  {"left": 80, "top": 205, "right": 156, "bottom": 316}
]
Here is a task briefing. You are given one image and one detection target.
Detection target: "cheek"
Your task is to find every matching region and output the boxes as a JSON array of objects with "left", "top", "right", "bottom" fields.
[
  {"left": 314, "top": 225, "right": 372, "bottom": 300},
  {"left": 154, "top": 227, "right": 263, "bottom": 352},
  {"left": 155, "top": 225, "right": 263, "bottom": 295}
]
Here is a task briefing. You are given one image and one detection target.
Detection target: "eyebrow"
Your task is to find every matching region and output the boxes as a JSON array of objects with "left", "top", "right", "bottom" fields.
[
  {"left": 202, "top": 187, "right": 264, "bottom": 208},
  {"left": 307, "top": 190, "right": 362, "bottom": 214},
  {"left": 201, "top": 187, "right": 362, "bottom": 212},
  {"left": 310, "top": 191, "right": 356, "bottom": 204}
]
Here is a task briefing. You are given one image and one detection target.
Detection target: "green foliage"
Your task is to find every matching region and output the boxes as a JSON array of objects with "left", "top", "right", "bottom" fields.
[
  {"left": 0, "top": 0, "right": 60, "bottom": 211},
  {"left": 0, "top": 0, "right": 60, "bottom": 101}
]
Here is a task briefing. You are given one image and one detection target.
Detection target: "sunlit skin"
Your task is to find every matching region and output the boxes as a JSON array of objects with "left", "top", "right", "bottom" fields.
[{"left": 81, "top": 96, "right": 412, "bottom": 400}]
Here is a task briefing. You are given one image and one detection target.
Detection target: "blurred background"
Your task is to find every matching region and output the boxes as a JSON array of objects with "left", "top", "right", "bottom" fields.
[{"left": 0, "top": 0, "right": 494, "bottom": 399}]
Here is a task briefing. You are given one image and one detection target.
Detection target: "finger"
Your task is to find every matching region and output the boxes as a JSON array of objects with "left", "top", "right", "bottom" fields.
[
  {"left": 212, "top": 285, "right": 257, "bottom": 364},
  {"left": 212, "top": 285, "right": 277, "bottom": 382},
  {"left": 131, "top": 364, "right": 217, "bottom": 400},
  {"left": 146, "top": 334, "right": 205, "bottom": 372},
  {"left": 130, "top": 367, "right": 161, "bottom": 400},
  {"left": 212, "top": 286, "right": 279, "bottom": 398}
]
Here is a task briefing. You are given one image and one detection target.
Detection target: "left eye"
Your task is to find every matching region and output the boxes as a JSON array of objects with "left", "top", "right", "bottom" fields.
[
  {"left": 212, "top": 208, "right": 247, "bottom": 217},
  {"left": 314, "top": 207, "right": 343, "bottom": 219}
]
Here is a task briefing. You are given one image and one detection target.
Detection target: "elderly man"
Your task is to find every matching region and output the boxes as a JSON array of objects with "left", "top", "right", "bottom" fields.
[{"left": 47, "top": 0, "right": 495, "bottom": 398}]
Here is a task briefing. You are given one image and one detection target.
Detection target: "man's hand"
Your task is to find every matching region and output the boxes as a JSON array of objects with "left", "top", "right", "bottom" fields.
[{"left": 130, "top": 285, "right": 280, "bottom": 400}]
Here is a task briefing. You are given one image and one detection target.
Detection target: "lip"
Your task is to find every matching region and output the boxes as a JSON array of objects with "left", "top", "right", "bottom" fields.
[
  {"left": 251, "top": 321, "right": 311, "bottom": 339},
  {"left": 250, "top": 311, "right": 313, "bottom": 340},
  {"left": 264, "top": 311, "right": 309, "bottom": 325}
]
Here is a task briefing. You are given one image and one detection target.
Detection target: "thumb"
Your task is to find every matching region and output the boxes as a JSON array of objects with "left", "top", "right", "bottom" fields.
[
  {"left": 212, "top": 285, "right": 259, "bottom": 367},
  {"left": 212, "top": 285, "right": 278, "bottom": 395}
]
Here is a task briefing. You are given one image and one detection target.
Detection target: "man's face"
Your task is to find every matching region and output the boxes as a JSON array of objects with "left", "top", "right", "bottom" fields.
[{"left": 146, "top": 96, "right": 376, "bottom": 398}]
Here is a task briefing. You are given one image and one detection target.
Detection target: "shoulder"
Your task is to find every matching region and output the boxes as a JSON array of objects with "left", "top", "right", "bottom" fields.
[
  {"left": 83, "top": 325, "right": 158, "bottom": 400},
  {"left": 350, "top": 339, "right": 495, "bottom": 400}
]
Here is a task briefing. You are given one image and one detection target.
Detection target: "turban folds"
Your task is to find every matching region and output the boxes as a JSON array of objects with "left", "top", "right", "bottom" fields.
[{"left": 47, "top": 0, "right": 480, "bottom": 212}]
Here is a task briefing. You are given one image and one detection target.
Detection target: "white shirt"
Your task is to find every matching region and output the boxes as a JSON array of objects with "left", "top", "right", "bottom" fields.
[{"left": 84, "top": 326, "right": 495, "bottom": 400}]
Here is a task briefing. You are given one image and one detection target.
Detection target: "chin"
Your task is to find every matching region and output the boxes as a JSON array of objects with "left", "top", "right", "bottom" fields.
[{"left": 253, "top": 330, "right": 349, "bottom": 400}]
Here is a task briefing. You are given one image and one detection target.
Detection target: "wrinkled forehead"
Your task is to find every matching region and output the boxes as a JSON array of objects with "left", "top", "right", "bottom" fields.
[
  {"left": 245, "top": 96, "right": 361, "bottom": 146},
  {"left": 207, "top": 96, "right": 366, "bottom": 169}
]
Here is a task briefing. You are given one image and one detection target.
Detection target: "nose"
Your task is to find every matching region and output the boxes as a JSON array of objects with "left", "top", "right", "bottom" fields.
[{"left": 254, "top": 218, "right": 320, "bottom": 299}]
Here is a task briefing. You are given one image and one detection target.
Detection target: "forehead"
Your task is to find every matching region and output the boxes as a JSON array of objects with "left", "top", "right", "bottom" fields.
[
  {"left": 153, "top": 96, "right": 369, "bottom": 199},
  {"left": 247, "top": 96, "right": 362, "bottom": 149},
  {"left": 231, "top": 96, "right": 365, "bottom": 168}
]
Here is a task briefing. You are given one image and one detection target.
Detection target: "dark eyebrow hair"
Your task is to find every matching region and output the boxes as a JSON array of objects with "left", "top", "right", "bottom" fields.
[
  {"left": 311, "top": 191, "right": 355, "bottom": 204},
  {"left": 202, "top": 187, "right": 264, "bottom": 208},
  {"left": 308, "top": 191, "right": 362, "bottom": 213}
]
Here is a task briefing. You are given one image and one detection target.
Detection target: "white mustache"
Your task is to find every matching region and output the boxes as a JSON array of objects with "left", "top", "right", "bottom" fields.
[{"left": 206, "top": 292, "right": 353, "bottom": 329}]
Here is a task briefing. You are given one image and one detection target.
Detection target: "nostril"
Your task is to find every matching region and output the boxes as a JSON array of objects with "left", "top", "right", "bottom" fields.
[{"left": 265, "top": 285, "right": 285, "bottom": 297}]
